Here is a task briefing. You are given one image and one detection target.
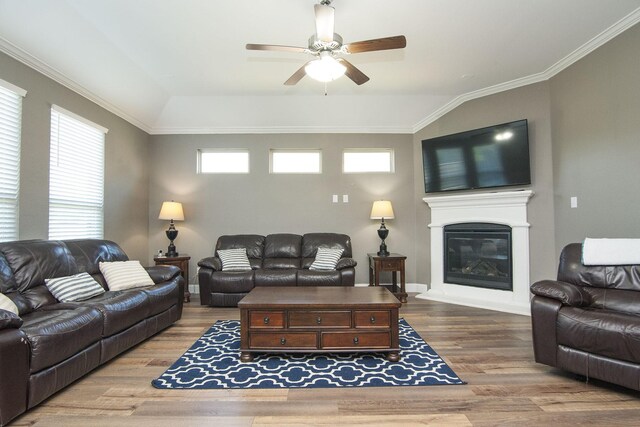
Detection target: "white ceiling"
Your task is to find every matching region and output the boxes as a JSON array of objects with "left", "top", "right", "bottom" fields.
[{"left": 1, "top": 0, "right": 640, "bottom": 134}]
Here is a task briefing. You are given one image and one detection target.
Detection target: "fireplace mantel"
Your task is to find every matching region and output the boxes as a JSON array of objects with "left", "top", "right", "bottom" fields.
[{"left": 418, "top": 190, "right": 534, "bottom": 315}]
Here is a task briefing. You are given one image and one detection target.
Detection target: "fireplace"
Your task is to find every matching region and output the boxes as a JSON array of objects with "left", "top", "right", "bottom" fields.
[{"left": 444, "top": 223, "right": 512, "bottom": 291}]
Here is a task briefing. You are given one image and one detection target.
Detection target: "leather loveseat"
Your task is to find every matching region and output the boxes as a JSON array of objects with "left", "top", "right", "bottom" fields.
[
  {"left": 530, "top": 243, "right": 640, "bottom": 391},
  {"left": 0, "top": 239, "right": 184, "bottom": 426},
  {"left": 198, "top": 233, "right": 356, "bottom": 307}
]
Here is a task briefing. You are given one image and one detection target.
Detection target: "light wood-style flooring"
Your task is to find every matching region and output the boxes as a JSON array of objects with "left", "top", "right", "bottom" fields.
[{"left": 12, "top": 294, "right": 640, "bottom": 426}]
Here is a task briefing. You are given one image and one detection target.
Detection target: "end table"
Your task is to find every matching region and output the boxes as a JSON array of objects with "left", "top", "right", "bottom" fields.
[
  {"left": 368, "top": 253, "right": 408, "bottom": 303},
  {"left": 154, "top": 254, "right": 191, "bottom": 303}
]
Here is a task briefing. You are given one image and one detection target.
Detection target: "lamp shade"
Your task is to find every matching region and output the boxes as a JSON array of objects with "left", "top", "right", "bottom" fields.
[
  {"left": 158, "top": 201, "right": 184, "bottom": 221},
  {"left": 370, "top": 200, "right": 395, "bottom": 219}
]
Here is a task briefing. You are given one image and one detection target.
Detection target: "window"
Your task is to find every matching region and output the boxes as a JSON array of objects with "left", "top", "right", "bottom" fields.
[
  {"left": 49, "top": 105, "right": 107, "bottom": 239},
  {"left": 198, "top": 149, "right": 249, "bottom": 173},
  {"left": 343, "top": 149, "right": 394, "bottom": 173},
  {"left": 0, "top": 79, "right": 26, "bottom": 242},
  {"left": 270, "top": 150, "right": 322, "bottom": 174}
]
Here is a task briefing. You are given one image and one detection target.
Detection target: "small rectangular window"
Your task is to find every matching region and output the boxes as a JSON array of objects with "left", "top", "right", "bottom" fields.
[
  {"left": 270, "top": 150, "right": 322, "bottom": 174},
  {"left": 343, "top": 149, "right": 394, "bottom": 173},
  {"left": 198, "top": 150, "right": 249, "bottom": 173}
]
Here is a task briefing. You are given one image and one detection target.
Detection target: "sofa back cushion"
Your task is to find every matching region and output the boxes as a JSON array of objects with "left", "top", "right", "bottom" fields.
[
  {"left": 64, "top": 239, "right": 129, "bottom": 287},
  {"left": 302, "top": 233, "right": 352, "bottom": 259},
  {"left": 216, "top": 235, "right": 265, "bottom": 268},
  {"left": 263, "top": 234, "right": 302, "bottom": 269},
  {"left": 558, "top": 243, "right": 640, "bottom": 291},
  {"left": 583, "top": 287, "right": 640, "bottom": 317}
]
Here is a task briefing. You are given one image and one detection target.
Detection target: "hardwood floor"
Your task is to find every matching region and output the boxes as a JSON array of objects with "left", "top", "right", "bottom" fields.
[{"left": 12, "top": 294, "right": 640, "bottom": 426}]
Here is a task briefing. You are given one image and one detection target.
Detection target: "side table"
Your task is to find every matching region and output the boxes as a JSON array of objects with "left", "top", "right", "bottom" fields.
[
  {"left": 154, "top": 255, "right": 191, "bottom": 303},
  {"left": 368, "top": 253, "right": 408, "bottom": 303}
]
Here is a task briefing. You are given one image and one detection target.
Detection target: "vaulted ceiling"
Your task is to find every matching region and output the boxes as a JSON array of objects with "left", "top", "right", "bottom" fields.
[{"left": 1, "top": 0, "right": 639, "bottom": 134}]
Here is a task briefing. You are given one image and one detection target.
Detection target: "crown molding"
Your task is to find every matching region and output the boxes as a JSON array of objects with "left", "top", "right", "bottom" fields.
[
  {"left": 150, "top": 125, "right": 414, "bottom": 135},
  {"left": 0, "top": 36, "right": 153, "bottom": 133},
  {"left": 412, "top": 7, "right": 640, "bottom": 133}
]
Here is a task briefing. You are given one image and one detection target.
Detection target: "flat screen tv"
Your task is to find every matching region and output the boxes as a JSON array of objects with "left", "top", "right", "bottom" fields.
[{"left": 422, "top": 119, "right": 531, "bottom": 193}]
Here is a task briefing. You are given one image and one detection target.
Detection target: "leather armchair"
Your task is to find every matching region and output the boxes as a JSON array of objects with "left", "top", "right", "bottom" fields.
[
  {"left": 198, "top": 233, "right": 357, "bottom": 307},
  {"left": 530, "top": 243, "right": 640, "bottom": 391}
]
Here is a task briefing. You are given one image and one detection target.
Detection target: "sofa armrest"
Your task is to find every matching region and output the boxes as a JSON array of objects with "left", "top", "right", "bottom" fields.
[
  {"left": 530, "top": 295, "right": 562, "bottom": 367},
  {"left": 0, "top": 309, "right": 22, "bottom": 330},
  {"left": 336, "top": 258, "right": 357, "bottom": 270},
  {"left": 530, "top": 280, "right": 591, "bottom": 307},
  {"left": 0, "top": 328, "right": 29, "bottom": 426},
  {"left": 198, "top": 257, "right": 222, "bottom": 271},
  {"left": 145, "top": 265, "right": 181, "bottom": 283}
]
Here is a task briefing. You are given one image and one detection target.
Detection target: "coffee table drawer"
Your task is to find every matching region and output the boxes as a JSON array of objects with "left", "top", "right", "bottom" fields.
[
  {"left": 289, "top": 310, "right": 351, "bottom": 328},
  {"left": 321, "top": 332, "right": 390, "bottom": 349},
  {"left": 354, "top": 310, "right": 390, "bottom": 328},
  {"left": 249, "top": 332, "right": 317, "bottom": 349},
  {"left": 249, "top": 310, "right": 284, "bottom": 328}
]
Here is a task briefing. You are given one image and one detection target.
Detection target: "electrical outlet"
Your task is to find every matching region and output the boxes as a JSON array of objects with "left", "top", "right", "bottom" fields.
[
  {"left": 332, "top": 194, "right": 339, "bottom": 203},
  {"left": 570, "top": 196, "right": 578, "bottom": 208},
  {"left": 342, "top": 194, "right": 349, "bottom": 203}
]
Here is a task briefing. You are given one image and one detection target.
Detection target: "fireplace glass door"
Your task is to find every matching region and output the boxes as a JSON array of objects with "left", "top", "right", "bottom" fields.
[{"left": 443, "top": 223, "right": 512, "bottom": 291}]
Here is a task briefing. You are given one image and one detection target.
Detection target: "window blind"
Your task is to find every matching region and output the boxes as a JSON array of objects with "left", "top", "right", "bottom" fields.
[
  {"left": 49, "top": 106, "right": 107, "bottom": 239},
  {"left": 0, "top": 81, "right": 25, "bottom": 242}
]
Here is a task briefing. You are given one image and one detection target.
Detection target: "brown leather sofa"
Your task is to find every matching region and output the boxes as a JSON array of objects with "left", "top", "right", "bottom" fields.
[
  {"left": 198, "top": 233, "right": 357, "bottom": 307},
  {"left": 0, "top": 239, "right": 184, "bottom": 426},
  {"left": 530, "top": 243, "right": 640, "bottom": 391}
]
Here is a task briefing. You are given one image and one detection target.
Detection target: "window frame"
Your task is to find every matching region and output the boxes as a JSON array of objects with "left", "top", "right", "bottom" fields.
[
  {"left": 269, "top": 149, "right": 322, "bottom": 174},
  {"left": 342, "top": 148, "right": 395, "bottom": 174},
  {"left": 197, "top": 149, "right": 250, "bottom": 174}
]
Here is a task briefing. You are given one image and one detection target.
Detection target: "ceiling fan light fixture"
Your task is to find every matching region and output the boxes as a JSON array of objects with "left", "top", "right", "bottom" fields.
[{"left": 304, "top": 54, "right": 346, "bottom": 82}]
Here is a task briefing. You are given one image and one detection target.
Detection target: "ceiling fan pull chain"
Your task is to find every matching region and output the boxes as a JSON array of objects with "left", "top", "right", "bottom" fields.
[{"left": 324, "top": 81, "right": 328, "bottom": 96}]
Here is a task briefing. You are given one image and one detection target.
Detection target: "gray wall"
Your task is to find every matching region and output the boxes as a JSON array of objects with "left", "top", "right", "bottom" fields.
[
  {"left": 549, "top": 22, "right": 640, "bottom": 252},
  {"left": 148, "top": 133, "right": 415, "bottom": 284},
  {"left": 412, "top": 82, "right": 558, "bottom": 286},
  {"left": 0, "top": 51, "right": 150, "bottom": 260}
]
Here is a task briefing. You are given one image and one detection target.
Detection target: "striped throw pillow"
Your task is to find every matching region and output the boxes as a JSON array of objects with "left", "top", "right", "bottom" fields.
[
  {"left": 217, "top": 248, "right": 252, "bottom": 271},
  {"left": 0, "top": 292, "right": 19, "bottom": 315},
  {"left": 99, "top": 260, "right": 155, "bottom": 291},
  {"left": 309, "top": 247, "right": 344, "bottom": 271},
  {"left": 45, "top": 272, "right": 105, "bottom": 302}
]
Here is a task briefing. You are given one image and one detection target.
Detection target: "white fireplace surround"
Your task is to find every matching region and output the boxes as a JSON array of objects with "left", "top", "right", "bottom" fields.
[{"left": 418, "top": 190, "right": 534, "bottom": 316}]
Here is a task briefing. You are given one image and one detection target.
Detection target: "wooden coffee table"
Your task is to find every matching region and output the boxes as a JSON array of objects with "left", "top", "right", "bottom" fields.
[{"left": 238, "top": 286, "right": 401, "bottom": 362}]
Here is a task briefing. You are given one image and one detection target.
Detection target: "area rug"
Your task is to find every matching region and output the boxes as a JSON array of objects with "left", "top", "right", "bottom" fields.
[{"left": 152, "top": 319, "right": 464, "bottom": 389}]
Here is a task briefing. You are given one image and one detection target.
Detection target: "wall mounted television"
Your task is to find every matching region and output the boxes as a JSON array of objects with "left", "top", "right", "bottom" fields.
[{"left": 421, "top": 119, "right": 531, "bottom": 193}]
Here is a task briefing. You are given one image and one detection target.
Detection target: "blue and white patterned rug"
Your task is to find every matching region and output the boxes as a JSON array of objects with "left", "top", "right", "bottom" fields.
[{"left": 152, "top": 319, "right": 464, "bottom": 389}]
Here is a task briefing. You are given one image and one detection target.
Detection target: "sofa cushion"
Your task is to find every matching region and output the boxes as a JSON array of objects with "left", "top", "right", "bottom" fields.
[
  {"left": 99, "top": 261, "right": 155, "bottom": 291},
  {"left": 0, "top": 292, "right": 18, "bottom": 315},
  {"left": 45, "top": 272, "right": 106, "bottom": 302},
  {"left": 73, "top": 290, "right": 151, "bottom": 336},
  {"left": 309, "top": 248, "right": 344, "bottom": 271},
  {"left": 297, "top": 270, "right": 342, "bottom": 286},
  {"left": 140, "top": 282, "right": 180, "bottom": 316},
  {"left": 302, "top": 233, "right": 352, "bottom": 258},
  {"left": 263, "top": 258, "right": 301, "bottom": 269},
  {"left": 254, "top": 269, "right": 297, "bottom": 287},
  {"left": 63, "top": 239, "right": 128, "bottom": 275},
  {"left": 0, "top": 240, "right": 78, "bottom": 293},
  {"left": 264, "top": 234, "right": 302, "bottom": 258},
  {"left": 557, "top": 306, "right": 640, "bottom": 364},
  {"left": 20, "top": 306, "right": 103, "bottom": 373},
  {"left": 216, "top": 235, "right": 264, "bottom": 259},
  {"left": 218, "top": 248, "right": 252, "bottom": 271},
  {"left": 0, "top": 308, "right": 22, "bottom": 328},
  {"left": 583, "top": 287, "right": 640, "bottom": 317}
]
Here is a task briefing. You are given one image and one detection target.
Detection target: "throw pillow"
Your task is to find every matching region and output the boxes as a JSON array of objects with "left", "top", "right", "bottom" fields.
[
  {"left": 99, "top": 260, "right": 155, "bottom": 291},
  {"left": 309, "top": 247, "right": 344, "bottom": 271},
  {"left": 217, "top": 248, "right": 252, "bottom": 271},
  {"left": 0, "top": 292, "right": 19, "bottom": 315},
  {"left": 45, "top": 272, "right": 106, "bottom": 302}
]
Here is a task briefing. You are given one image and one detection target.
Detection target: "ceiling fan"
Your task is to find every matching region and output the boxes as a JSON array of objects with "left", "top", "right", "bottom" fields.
[{"left": 246, "top": 0, "right": 406, "bottom": 86}]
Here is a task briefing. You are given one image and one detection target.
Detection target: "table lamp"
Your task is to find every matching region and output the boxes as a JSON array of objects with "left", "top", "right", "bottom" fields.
[
  {"left": 370, "top": 200, "right": 395, "bottom": 256},
  {"left": 159, "top": 201, "right": 184, "bottom": 257}
]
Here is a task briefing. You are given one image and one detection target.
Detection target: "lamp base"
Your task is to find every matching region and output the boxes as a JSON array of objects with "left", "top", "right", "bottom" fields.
[
  {"left": 166, "top": 242, "right": 178, "bottom": 257},
  {"left": 377, "top": 241, "right": 389, "bottom": 257}
]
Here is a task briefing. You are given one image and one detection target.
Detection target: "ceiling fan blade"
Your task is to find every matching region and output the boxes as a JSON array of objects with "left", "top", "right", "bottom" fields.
[
  {"left": 344, "top": 35, "right": 406, "bottom": 54},
  {"left": 284, "top": 62, "right": 311, "bottom": 86},
  {"left": 314, "top": 4, "right": 335, "bottom": 43},
  {"left": 337, "top": 58, "right": 370, "bottom": 85},
  {"left": 246, "top": 43, "right": 307, "bottom": 54}
]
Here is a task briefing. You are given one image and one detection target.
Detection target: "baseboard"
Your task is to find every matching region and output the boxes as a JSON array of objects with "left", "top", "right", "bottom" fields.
[
  {"left": 416, "top": 288, "right": 531, "bottom": 316},
  {"left": 354, "top": 283, "right": 428, "bottom": 293}
]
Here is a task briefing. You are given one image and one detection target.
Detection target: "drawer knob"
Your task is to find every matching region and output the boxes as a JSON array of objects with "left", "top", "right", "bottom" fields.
[
  {"left": 263, "top": 317, "right": 270, "bottom": 324},
  {"left": 370, "top": 316, "right": 376, "bottom": 324},
  {"left": 316, "top": 317, "right": 322, "bottom": 324},
  {"left": 280, "top": 337, "right": 286, "bottom": 345},
  {"left": 353, "top": 336, "right": 359, "bottom": 345}
]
